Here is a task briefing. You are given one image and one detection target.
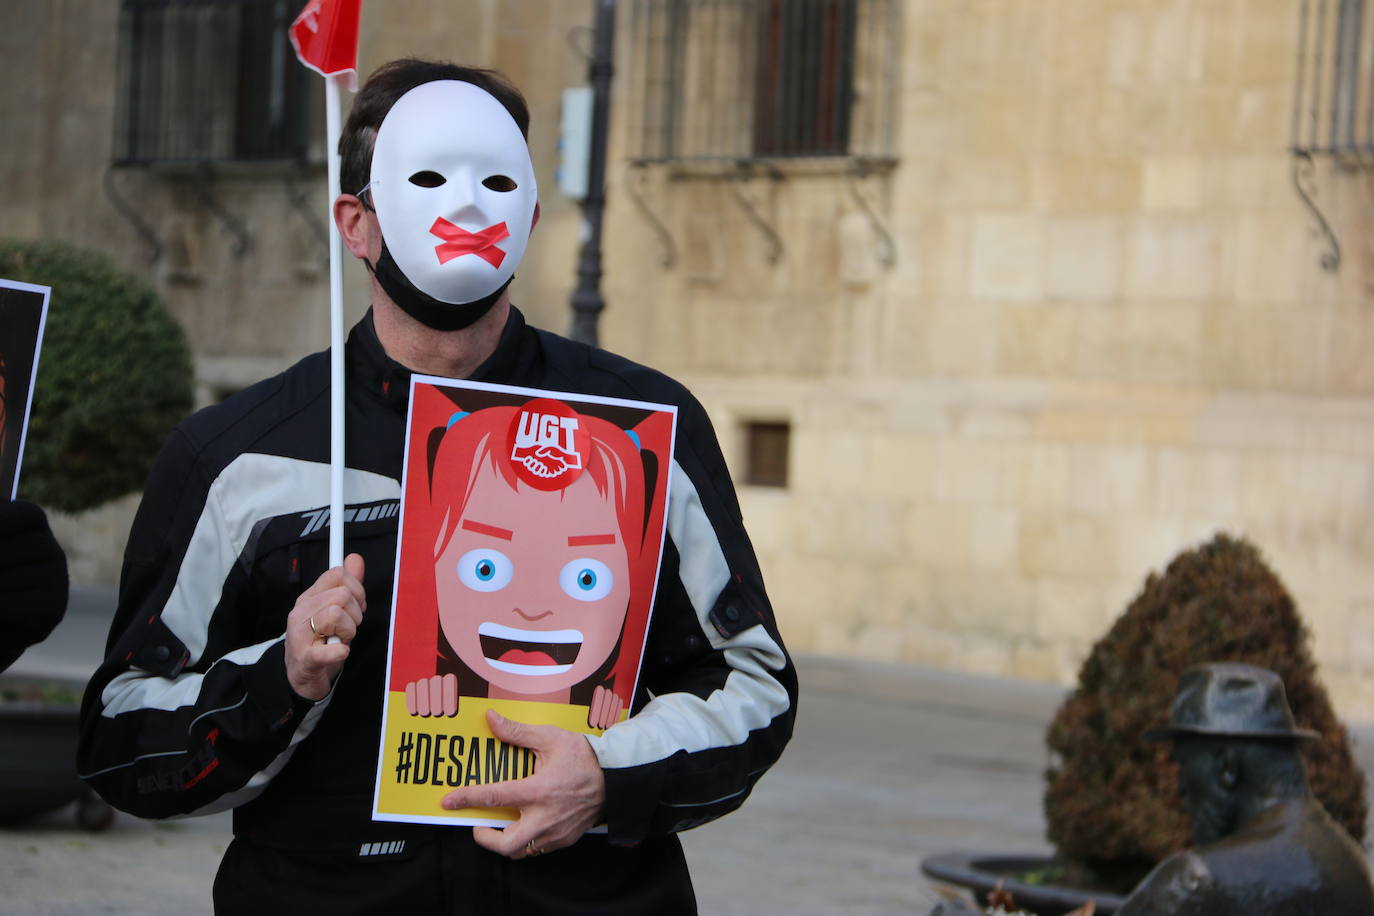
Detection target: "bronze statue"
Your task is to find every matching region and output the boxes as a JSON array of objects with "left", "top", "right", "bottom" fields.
[{"left": 1118, "top": 662, "right": 1374, "bottom": 915}]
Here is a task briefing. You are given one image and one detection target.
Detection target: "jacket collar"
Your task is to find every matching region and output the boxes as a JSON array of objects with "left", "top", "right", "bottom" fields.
[{"left": 347, "top": 306, "right": 529, "bottom": 412}]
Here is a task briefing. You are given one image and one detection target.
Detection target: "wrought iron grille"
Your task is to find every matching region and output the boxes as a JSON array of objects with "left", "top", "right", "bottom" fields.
[
  {"left": 1292, "top": 0, "right": 1374, "bottom": 158},
  {"left": 623, "top": 0, "right": 898, "bottom": 163},
  {"left": 113, "top": 0, "right": 315, "bottom": 166}
]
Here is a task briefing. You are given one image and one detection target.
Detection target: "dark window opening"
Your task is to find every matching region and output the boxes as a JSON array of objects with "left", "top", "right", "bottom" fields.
[
  {"left": 626, "top": 0, "right": 896, "bottom": 163},
  {"left": 753, "top": 0, "right": 857, "bottom": 156},
  {"left": 113, "top": 0, "right": 316, "bottom": 166},
  {"left": 744, "top": 421, "right": 790, "bottom": 488},
  {"left": 1292, "top": 0, "right": 1374, "bottom": 157}
]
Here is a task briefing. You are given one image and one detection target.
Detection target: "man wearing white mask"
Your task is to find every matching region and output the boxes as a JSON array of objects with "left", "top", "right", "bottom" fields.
[{"left": 78, "top": 59, "right": 796, "bottom": 915}]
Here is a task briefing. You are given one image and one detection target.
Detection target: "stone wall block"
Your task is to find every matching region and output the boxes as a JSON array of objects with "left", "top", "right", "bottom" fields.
[
  {"left": 931, "top": 213, "right": 974, "bottom": 300},
  {"left": 1045, "top": 217, "right": 1123, "bottom": 302},
  {"left": 910, "top": 502, "right": 975, "bottom": 570},
  {"left": 941, "top": 157, "right": 1032, "bottom": 210},
  {"left": 1019, "top": 509, "right": 1119, "bottom": 578},
  {"left": 1033, "top": 579, "right": 1110, "bottom": 645},
  {"left": 934, "top": 438, "right": 1007, "bottom": 503},
  {"left": 1233, "top": 216, "right": 1304, "bottom": 306},
  {"left": 1204, "top": 156, "right": 1294, "bottom": 210},
  {"left": 1033, "top": 157, "right": 1143, "bottom": 212},
  {"left": 1000, "top": 303, "right": 1079, "bottom": 377},
  {"left": 1007, "top": 641, "right": 1068, "bottom": 683},
  {"left": 971, "top": 505, "right": 1020, "bottom": 570},
  {"left": 866, "top": 433, "right": 937, "bottom": 501},
  {"left": 930, "top": 570, "right": 1038, "bottom": 639},
  {"left": 1003, "top": 441, "right": 1073, "bottom": 508},
  {"left": 877, "top": 295, "right": 935, "bottom": 379},
  {"left": 1124, "top": 217, "right": 1224, "bottom": 302},
  {"left": 1067, "top": 444, "right": 1152, "bottom": 513},
  {"left": 971, "top": 213, "right": 1044, "bottom": 303},
  {"left": 1201, "top": 304, "right": 1278, "bottom": 389},
  {"left": 1142, "top": 157, "right": 1204, "bottom": 212},
  {"left": 928, "top": 303, "right": 1001, "bottom": 377},
  {"left": 1113, "top": 515, "right": 1194, "bottom": 594}
]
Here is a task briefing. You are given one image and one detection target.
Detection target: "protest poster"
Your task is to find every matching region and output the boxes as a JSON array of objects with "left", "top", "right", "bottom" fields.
[
  {"left": 373, "top": 375, "right": 676, "bottom": 827},
  {"left": 0, "top": 279, "right": 51, "bottom": 500}
]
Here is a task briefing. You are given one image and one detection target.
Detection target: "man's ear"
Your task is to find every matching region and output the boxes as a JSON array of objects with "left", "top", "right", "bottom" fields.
[
  {"left": 334, "top": 194, "right": 374, "bottom": 260},
  {"left": 531, "top": 201, "right": 541, "bottom": 233}
]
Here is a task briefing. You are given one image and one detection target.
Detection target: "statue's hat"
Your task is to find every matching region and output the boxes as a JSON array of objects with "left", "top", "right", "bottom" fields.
[{"left": 1144, "top": 662, "right": 1318, "bottom": 742}]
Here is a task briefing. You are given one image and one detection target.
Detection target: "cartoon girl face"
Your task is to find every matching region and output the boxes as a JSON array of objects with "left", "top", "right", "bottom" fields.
[{"left": 434, "top": 460, "right": 632, "bottom": 697}]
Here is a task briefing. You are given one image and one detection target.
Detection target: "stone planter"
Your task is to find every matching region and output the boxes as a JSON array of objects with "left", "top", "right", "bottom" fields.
[
  {"left": 0, "top": 676, "right": 112, "bottom": 830},
  {"left": 922, "top": 852, "right": 1127, "bottom": 915}
]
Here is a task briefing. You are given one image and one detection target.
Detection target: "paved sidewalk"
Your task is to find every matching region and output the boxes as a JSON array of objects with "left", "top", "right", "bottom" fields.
[{"left": 3, "top": 588, "right": 1370, "bottom": 915}]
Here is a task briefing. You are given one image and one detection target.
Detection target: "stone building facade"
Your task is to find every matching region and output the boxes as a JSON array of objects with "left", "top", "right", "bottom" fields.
[{"left": 4, "top": 0, "right": 1373, "bottom": 716}]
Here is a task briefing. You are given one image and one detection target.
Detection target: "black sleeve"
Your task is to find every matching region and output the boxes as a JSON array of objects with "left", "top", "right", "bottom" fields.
[
  {"left": 0, "top": 499, "right": 69, "bottom": 672},
  {"left": 76, "top": 429, "right": 319, "bottom": 819}
]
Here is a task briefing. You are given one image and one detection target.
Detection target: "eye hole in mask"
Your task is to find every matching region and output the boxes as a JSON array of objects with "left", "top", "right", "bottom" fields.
[
  {"left": 408, "top": 170, "right": 447, "bottom": 188},
  {"left": 482, "top": 175, "right": 518, "bottom": 192}
]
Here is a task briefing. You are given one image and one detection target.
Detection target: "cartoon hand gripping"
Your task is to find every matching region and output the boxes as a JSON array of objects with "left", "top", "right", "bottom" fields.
[
  {"left": 587, "top": 684, "right": 622, "bottom": 730},
  {"left": 405, "top": 672, "right": 459, "bottom": 717}
]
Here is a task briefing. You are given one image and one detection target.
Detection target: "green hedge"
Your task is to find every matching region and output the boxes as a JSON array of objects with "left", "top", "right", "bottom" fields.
[
  {"left": 1, "top": 239, "right": 192, "bottom": 513},
  {"left": 1043, "top": 533, "right": 1367, "bottom": 889}
]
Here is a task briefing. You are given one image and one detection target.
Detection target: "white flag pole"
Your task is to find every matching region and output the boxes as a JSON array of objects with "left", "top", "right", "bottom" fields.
[{"left": 326, "top": 72, "right": 346, "bottom": 577}]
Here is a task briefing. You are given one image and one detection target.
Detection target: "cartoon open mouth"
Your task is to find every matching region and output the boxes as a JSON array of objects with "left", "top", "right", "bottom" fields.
[{"left": 477, "top": 621, "right": 582, "bottom": 676}]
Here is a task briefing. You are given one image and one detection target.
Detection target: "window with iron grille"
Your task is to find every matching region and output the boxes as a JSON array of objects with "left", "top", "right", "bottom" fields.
[
  {"left": 113, "top": 0, "right": 316, "bottom": 166},
  {"left": 1292, "top": 0, "right": 1374, "bottom": 158},
  {"left": 624, "top": 0, "right": 898, "bottom": 164},
  {"left": 743, "top": 420, "right": 790, "bottom": 488}
]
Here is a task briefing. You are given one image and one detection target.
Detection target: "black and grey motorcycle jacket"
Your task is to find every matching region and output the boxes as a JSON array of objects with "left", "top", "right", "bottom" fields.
[{"left": 77, "top": 307, "right": 795, "bottom": 899}]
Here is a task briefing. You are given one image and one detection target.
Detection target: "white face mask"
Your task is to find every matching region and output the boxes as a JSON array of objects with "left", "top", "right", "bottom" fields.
[{"left": 370, "top": 80, "right": 537, "bottom": 306}]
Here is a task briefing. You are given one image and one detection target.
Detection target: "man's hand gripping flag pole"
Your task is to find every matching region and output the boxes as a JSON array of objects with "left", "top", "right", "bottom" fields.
[{"left": 290, "top": 0, "right": 361, "bottom": 643}]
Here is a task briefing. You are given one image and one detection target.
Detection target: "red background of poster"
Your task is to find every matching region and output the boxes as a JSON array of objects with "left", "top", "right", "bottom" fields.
[{"left": 387, "top": 380, "right": 675, "bottom": 713}]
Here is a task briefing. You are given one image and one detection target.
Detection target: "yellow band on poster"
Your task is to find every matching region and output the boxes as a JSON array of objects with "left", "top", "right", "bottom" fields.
[{"left": 374, "top": 691, "right": 624, "bottom": 826}]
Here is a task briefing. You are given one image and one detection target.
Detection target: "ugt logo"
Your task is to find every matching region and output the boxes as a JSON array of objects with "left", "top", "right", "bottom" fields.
[{"left": 508, "top": 398, "right": 589, "bottom": 490}]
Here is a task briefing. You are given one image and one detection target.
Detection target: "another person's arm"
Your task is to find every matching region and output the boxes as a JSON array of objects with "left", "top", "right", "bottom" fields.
[{"left": 0, "top": 499, "right": 69, "bottom": 672}]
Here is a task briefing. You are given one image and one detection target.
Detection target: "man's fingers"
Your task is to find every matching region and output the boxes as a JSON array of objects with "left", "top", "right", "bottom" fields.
[
  {"left": 304, "top": 601, "right": 360, "bottom": 643},
  {"left": 299, "top": 554, "right": 367, "bottom": 605},
  {"left": 303, "top": 640, "right": 350, "bottom": 670},
  {"left": 471, "top": 825, "right": 533, "bottom": 858},
  {"left": 344, "top": 552, "right": 365, "bottom": 583},
  {"left": 441, "top": 777, "right": 538, "bottom": 813},
  {"left": 319, "top": 584, "right": 365, "bottom": 627}
]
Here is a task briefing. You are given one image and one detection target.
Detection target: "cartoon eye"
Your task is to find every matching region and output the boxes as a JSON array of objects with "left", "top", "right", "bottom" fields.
[
  {"left": 408, "top": 170, "right": 447, "bottom": 188},
  {"left": 559, "top": 559, "right": 614, "bottom": 602},
  {"left": 482, "top": 175, "right": 518, "bottom": 192},
  {"left": 457, "top": 548, "right": 513, "bottom": 592}
]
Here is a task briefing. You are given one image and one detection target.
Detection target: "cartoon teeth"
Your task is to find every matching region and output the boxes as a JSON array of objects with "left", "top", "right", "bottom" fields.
[{"left": 477, "top": 621, "right": 583, "bottom": 676}]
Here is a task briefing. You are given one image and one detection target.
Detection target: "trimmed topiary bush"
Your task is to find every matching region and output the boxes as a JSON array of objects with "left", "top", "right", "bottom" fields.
[
  {"left": 0, "top": 239, "right": 192, "bottom": 513},
  {"left": 1043, "top": 533, "right": 1367, "bottom": 888}
]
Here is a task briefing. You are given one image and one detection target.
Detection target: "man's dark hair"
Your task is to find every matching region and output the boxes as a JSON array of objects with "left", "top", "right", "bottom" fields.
[{"left": 339, "top": 59, "right": 531, "bottom": 199}]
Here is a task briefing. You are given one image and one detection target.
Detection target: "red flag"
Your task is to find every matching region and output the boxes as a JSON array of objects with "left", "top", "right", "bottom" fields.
[{"left": 289, "top": 0, "right": 361, "bottom": 90}]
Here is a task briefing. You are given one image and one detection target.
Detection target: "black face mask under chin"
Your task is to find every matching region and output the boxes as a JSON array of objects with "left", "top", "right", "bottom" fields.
[{"left": 367, "top": 240, "right": 509, "bottom": 332}]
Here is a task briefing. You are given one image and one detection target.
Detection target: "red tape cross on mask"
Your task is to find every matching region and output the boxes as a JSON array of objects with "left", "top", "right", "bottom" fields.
[{"left": 429, "top": 218, "right": 509, "bottom": 268}]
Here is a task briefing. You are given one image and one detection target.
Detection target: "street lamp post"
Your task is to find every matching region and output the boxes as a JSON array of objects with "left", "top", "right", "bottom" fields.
[{"left": 568, "top": 0, "right": 616, "bottom": 347}]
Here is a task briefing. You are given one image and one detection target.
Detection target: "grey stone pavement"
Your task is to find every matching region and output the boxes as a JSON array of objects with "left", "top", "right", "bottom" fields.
[{"left": 3, "top": 587, "right": 1371, "bottom": 915}]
